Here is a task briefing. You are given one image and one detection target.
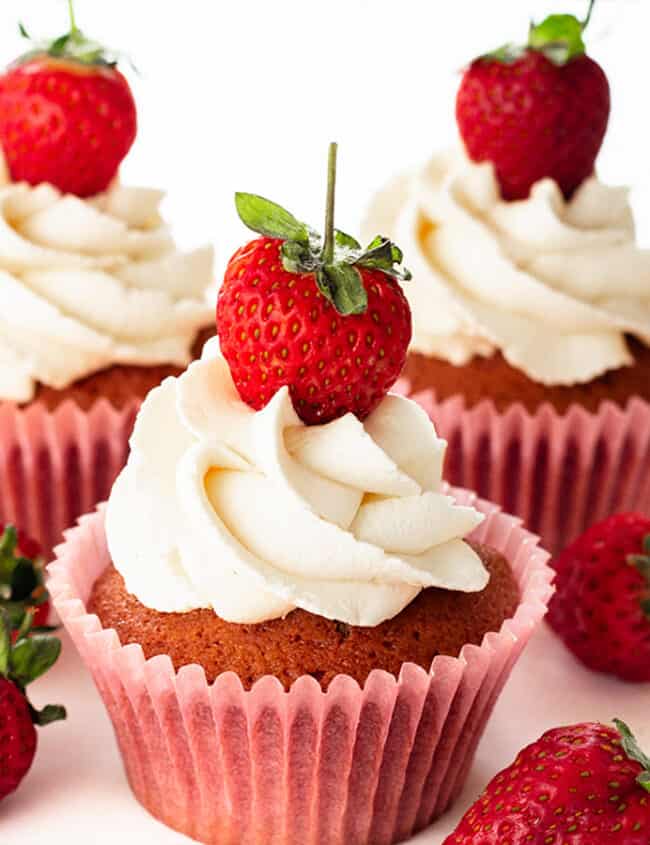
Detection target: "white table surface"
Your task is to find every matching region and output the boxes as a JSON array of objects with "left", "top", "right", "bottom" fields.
[{"left": 1, "top": 621, "right": 647, "bottom": 845}]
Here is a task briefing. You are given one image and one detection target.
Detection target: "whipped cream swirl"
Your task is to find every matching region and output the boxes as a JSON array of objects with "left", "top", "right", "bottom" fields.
[
  {"left": 363, "top": 149, "right": 650, "bottom": 385},
  {"left": 106, "top": 339, "right": 487, "bottom": 626},
  {"left": 0, "top": 175, "right": 214, "bottom": 402}
]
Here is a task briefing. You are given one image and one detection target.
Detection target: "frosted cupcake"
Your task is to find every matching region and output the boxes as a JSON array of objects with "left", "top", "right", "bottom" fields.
[
  {"left": 50, "top": 146, "right": 553, "bottom": 845},
  {"left": 0, "top": 7, "right": 214, "bottom": 556},
  {"left": 364, "top": 10, "right": 650, "bottom": 553}
]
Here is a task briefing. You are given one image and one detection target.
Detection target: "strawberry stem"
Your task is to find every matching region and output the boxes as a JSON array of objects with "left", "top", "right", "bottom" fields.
[
  {"left": 583, "top": 0, "right": 596, "bottom": 30},
  {"left": 68, "top": 0, "right": 78, "bottom": 34},
  {"left": 322, "top": 142, "right": 338, "bottom": 265}
]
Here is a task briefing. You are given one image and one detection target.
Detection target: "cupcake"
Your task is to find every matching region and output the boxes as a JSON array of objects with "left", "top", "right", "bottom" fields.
[
  {"left": 0, "top": 8, "right": 214, "bottom": 556},
  {"left": 49, "top": 145, "right": 553, "bottom": 845},
  {"left": 364, "top": 11, "right": 650, "bottom": 554}
]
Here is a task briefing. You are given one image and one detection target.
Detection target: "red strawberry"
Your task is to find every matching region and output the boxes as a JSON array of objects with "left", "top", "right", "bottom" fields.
[
  {"left": 0, "top": 610, "right": 65, "bottom": 802},
  {"left": 0, "top": 524, "right": 50, "bottom": 631},
  {"left": 217, "top": 143, "right": 412, "bottom": 425},
  {"left": 0, "top": 2, "right": 136, "bottom": 198},
  {"left": 456, "top": 2, "right": 610, "bottom": 200},
  {"left": 547, "top": 512, "right": 650, "bottom": 683},
  {"left": 445, "top": 720, "right": 650, "bottom": 845}
]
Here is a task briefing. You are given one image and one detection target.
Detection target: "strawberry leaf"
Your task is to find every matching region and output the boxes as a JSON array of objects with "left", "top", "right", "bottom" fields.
[
  {"left": 9, "top": 635, "right": 61, "bottom": 688},
  {"left": 0, "top": 610, "right": 10, "bottom": 677},
  {"left": 31, "top": 703, "right": 66, "bottom": 726},
  {"left": 235, "top": 193, "right": 309, "bottom": 243},
  {"left": 528, "top": 14, "right": 587, "bottom": 64},
  {"left": 614, "top": 719, "right": 650, "bottom": 793},
  {"left": 317, "top": 265, "right": 367, "bottom": 316},
  {"left": 335, "top": 230, "right": 361, "bottom": 251}
]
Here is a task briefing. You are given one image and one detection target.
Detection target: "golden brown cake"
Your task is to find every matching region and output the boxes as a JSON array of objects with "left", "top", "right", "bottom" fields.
[
  {"left": 403, "top": 337, "right": 650, "bottom": 415},
  {"left": 88, "top": 541, "right": 519, "bottom": 690}
]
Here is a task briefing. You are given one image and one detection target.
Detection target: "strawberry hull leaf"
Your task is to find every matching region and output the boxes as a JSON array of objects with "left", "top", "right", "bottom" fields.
[
  {"left": 317, "top": 264, "right": 367, "bottom": 316},
  {"left": 30, "top": 702, "right": 66, "bottom": 727},
  {"left": 614, "top": 719, "right": 650, "bottom": 793},
  {"left": 9, "top": 635, "right": 61, "bottom": 688},
  {"left": 235, "top": 193, "right": 309, "bottom": 243}
]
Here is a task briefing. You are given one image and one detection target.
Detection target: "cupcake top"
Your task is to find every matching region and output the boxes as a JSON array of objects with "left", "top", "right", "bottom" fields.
[
  {"left": 364, "top": 149, "right": 650, "bottom": 387},
  {"left": 0, "top": 170, "right": 214, "bottom": 403},
  {"left": 106, "top": 337, "right": 488, "bottom": 627}
]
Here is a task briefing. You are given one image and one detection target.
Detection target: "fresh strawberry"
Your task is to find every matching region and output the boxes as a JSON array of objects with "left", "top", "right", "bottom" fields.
[
  {"left": 445, "top": 720, "right": 650, "bottom": 845},
  {"left": 547, "top": 512, "right": 650, "bottom": 683},
  {"left": 456, "top": 1, "right": 610, "bottom": 200},
  {"left": 0, "top": 1, "right": 136, "bottom": 198},
  {"left": 0, "top": 610, "right": 65, "bottom": 801},
  {"left": 217, "top": 143, "right": 412, "bottom": 425},
  {"left": 0, "top": 524, "right": 50, "bottom": 631}
]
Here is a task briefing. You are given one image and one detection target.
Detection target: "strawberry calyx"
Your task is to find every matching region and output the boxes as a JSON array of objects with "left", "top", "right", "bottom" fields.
[
  {"left": 483, "top": 0, "right": 596, "bottom": 66},
  {"left": 235, "top": 142, "right": 411, "bottom": 317},
  {"left": 0, "top": 609, "right": 65, "bottom": 727},
  {"left": 0, "top": 525, "right": 49, "bottom": 632},
  {"left": 613, "top": 719, "right": 650, "bottom": 794},
  {"left": 15, "top": 0, "right": 125, "bottom": 69},
  {"left": 627, "top": 533, "right": 650, "bottom": 619}
]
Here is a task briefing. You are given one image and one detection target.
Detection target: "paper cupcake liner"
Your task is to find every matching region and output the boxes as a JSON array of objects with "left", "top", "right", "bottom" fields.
[
  {"left": 0, "top": 399, "right": 139, "bottom": 561},
  {"left": 397, "top": 384, "right": 650, "bottom": 557},
  {"left": 49, "top": 490, "right": 553, "bottom": 845}
]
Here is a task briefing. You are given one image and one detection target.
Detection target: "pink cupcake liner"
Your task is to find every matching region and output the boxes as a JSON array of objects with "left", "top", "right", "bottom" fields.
[
  {"left": 48, "top": 489, "right": 553, "bottom": 845},
  {"left": 0, "top": 399, "right": 139, "bottom": 561},
  {"left": 397, "top": 383, "right": 650, "bottom": 557}
]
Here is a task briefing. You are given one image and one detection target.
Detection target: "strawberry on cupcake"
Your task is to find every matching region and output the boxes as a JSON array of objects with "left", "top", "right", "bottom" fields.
[
  {"left": 364, "top": 0, "right": 650, "bottom": 554},
  {"left": 0, "top": 1, "right": 214, "bottom": 558}
]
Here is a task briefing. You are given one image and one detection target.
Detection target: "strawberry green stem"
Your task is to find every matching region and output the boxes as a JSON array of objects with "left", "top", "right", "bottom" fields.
[
  {"left": 322, "top": 142, "right": 338, "bottom": 265},
  {"left": 583, "top": 0, "right": 596, "bottom": 30},
  {"left": 68, "top": 0, "right": 78, "bottom": 33}
]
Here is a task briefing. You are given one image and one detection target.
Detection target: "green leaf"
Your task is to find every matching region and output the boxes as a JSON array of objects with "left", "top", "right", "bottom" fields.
[
  {"left": 334, "top": 230, "right": 361, "bottom": 251},
  {"left": 0, "top": 609, "right": 11, "bottom": 677},
  {"left": 613, "top": 719, "right": 650, "bottom": 793},
  {"left": 235, "top": 193, "right": 309, "bottom": 243},
  {"left": 483, "top": 42, "right": 526, "bottom": 64},
  {"left": 280, "top": 239, "right": 318, "bottom": 275},
  {"left": 9, "top": 635, "right": 61, "bottom": 688},
  {"left": 528, "top": 14, "right": 586, "bottom": 64},
  {"left": 31, "top": 703, "right": 67, "bottom": 726},
  {"left": 18, "top": 22, "right": 30, "bottom": 39},
  {"left": 317, "top": 264, "right": 367, "bottom": 316},
  {"left": 357, "top": 236, "right": 412, "bottom": 282}
]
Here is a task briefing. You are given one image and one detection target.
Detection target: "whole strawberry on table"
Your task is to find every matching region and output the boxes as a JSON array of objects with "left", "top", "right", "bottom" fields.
[
  {"left": 456, "top": 0, "right": 609, "bottom": 200},
  {"left": 445, "top": 720, "right": 650, "bottom": 844},
  {"left": 218, "top": 142, "right": 412, "bottom": 424},
  {"left": 0, "top": 608, "right": 65, "bottom": 802},
  {"left": 548, "top": 512, "right": 650, "bottom": 683},
  {"left": 0, "top": 0, "right": 136, "bottom": 197}
]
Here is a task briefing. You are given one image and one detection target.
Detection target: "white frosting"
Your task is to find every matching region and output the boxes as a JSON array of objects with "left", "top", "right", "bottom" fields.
[
  {"left": 106, "top": 338, "right": 487, "bottom": 627},
  {"left": 363, "top": 149, "right": 650, "bottom": 385},
  {"left": 0, "top": 177, "right": 214, "bottom": 401}
]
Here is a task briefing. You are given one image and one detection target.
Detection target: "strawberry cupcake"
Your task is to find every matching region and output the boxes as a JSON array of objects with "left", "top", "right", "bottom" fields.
[
  {"left": 0, "top": 6, "right": 214, "bottom": 557},
  {"left": 365, "top": 9, "right": 650, "bottom": 554},
  {"left": 50, "top": 145, "right": 553, "bottom": 845}
]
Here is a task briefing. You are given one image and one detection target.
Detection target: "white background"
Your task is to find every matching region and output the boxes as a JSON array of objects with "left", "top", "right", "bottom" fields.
[
  {"left": 1, "top": 0, "right": 649, "bottom": 268},
  {"left": 0, "top": 2, "right": 649, "bottom": 843}
]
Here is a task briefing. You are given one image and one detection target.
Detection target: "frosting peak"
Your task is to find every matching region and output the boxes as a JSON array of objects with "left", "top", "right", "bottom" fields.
[
  {"left": 106, "top": 338, "right": 487, "bottom": 626},
  {"left": 363, "top": 149, "right": 650, "bottom": 386},
  {"left": 0, "top": 177, "right": 214, "bottom": 402}
]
